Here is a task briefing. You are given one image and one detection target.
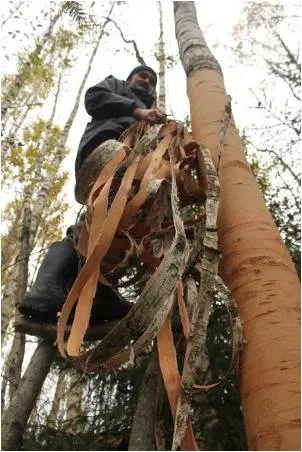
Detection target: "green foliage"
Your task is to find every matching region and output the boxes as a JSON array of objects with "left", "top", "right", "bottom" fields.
[
  {"left": 62, "top": 1, "right": 88, "bottom": 26},
  {"left": 154, "top": 50, "right": 178, "bottom": 69},
  {"left": 24, "top": 353, "right": 152, "bottom": 451},
  {"left": 248, "top": 154, "right": 271, "bottom": 197},
  {"left": 245, "top": 147, "right": 300, "bottom": 274},
  {"left": 24, "top": 424, "right": 128, "bottom": 451},
  {"left": 204, "top": 295, "right": 248, "bottom": 451},
  {"left": 17, "top": 51, "right": 54, "bottom": 97},
  {"left": 2, "top": 119, "right": 68, "bottom": 190},
  {"left": 49, "top": 28, "right": 79, "bottom": 55}
]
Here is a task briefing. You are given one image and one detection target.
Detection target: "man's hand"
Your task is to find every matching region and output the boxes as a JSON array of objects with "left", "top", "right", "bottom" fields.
[{"left": 133, "top": 107, "right": 166, "bottom": 124}]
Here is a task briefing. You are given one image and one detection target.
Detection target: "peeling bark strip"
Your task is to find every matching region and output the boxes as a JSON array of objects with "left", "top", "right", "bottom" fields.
[
  {"left": 172, "top": 146, "right": 220, "bottom": 450},
  {"left": 55, "top": 121, "right": 208, "bottom": 376},
  {"left": 174, "top": 2, "right": 301, "bottom": 450},
  {"left": 55, "top": 118, "right": 243, "bottom": 449},
  {"left": 58, "top": 121, "right": 196, "bottom": 370}
]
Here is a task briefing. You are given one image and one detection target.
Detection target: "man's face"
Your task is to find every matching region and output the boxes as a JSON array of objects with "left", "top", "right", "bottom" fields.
[{"left": 128, "top": 70, "right": 156, "bottom": 95}]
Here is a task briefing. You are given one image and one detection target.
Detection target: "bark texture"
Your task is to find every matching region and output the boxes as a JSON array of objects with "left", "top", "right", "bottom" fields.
[
  {"left": 15, "top": 315, "right": 119, "bottom": 342},
  {"left": 65, "top": 369, "right": 84, "bottom": 435},
  {"left": 1, "top": 340, "right": 56, "bottom": 451},
  {"left": 174, "top": 2, "right": 222, "bottom": 77},
  {"left": 47, "top": 372, "right": 66, "bottom": 428},
  {"left": 174, "top": 2, "right": 300, "bottom": 450},
  {"left": 129, "top": 350, "right": 161, "bottom": 450},
  {"left": 157, "top": 0, "right": 166, "bottom": 111}
]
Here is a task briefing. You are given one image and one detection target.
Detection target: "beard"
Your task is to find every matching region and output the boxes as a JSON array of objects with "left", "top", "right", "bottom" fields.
[{"left": 129, "top": 84, "right": 155, "bottom": 108}]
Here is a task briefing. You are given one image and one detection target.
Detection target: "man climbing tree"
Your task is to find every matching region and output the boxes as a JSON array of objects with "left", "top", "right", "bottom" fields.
[{"left": 19, "top": 65, "right": 165, "bottom": 324}]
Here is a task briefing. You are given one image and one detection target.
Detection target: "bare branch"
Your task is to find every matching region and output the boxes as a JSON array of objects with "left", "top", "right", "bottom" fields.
[{"left": 104, "top": 17, "right": 145, "bottom": 65}]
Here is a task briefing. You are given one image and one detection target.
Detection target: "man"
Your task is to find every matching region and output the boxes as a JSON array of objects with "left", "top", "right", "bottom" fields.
[
  {"left": 75, "top": 65, "right": 165, "bottom": 174},
  {"left": 19, "top": 65, "right": 165, "bottom": 324}
]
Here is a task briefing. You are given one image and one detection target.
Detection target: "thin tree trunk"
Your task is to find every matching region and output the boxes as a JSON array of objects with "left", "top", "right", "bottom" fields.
[
  {"left": 2, "top": 190, "right": 31, "bottom": 337},
  {"left": 2, "top": 332, "right": 25, "bottom": 409},
  {"left": 129, "top": 349, "right": 161, "bottom": 451},
  {"left": 29, "top": 5, "right": 115, "bottom": 246},
  {"left": 174, "top": 2, "right": 300, "bottom": 450},
  {"left": 1, "top": 6, "right": 63, "bottom": 122},
  {"left": 1, "top": 190, "right": 31, "bottom": 402},
  {"left": 1, "top": 340, "right": 56, "bottom": 451},
  {"left": 47, "top": 371, "right": 67, "bottom": 428},
  {"left": 157, "top": 0, "right": 166, "bottom": 111},
  {"left": 65, "top": 369, "right": 84, "bottom": 435},
  {"left": 191, "top": 348, "right": 221, "bottom": 451}
]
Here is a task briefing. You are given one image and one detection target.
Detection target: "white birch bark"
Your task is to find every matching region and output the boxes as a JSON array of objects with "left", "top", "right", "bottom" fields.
[
  {"left": 1, "top": 340, "right": 55, "bottom": 451},
  {"left": 1, "top": 189, "right": 31, "bottom": 338},
  {"left": 47, "top": 371, "right": 67, "bottom": 428},
  {"left": 29, "top": 6, "right": 115, "bottom": 247},
  {"left": 65, "top": 369, "right": 84, "bottom": 435},
  {"left": 1, "top": 189, "right": 31, "bottom": 408},
  {"left": 174, "top": 1, "right": 221, "bottom": 77},
  {"left": 157, "top": 0, "right": 166, "bottom": 111}
]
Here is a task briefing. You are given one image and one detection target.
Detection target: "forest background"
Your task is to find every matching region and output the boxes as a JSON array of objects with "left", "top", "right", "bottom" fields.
[{"left": 1, "top": 0, "right": 300, "bottom": 450}]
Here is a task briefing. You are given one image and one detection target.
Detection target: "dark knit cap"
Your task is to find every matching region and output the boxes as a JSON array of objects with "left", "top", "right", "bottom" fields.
[{"left": 126, "top": 65, "right": 157, "bottom": 83}]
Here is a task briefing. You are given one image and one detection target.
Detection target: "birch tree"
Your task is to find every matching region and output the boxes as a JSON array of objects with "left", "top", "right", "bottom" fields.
[
  {"left": 65, "top": 369, "right": 85, "bottom": 435},
  {"left": 1, "top": 340, "right": 56, "bottom": 451},
  {"left": 156, "top": 0, "right": 166, "bottom": 111},
  {"left": 47, "top": 371, "right": 67, "bottom": 428},
  {"left": 174, "top": 2, "right": 300, "bottom": 450}
]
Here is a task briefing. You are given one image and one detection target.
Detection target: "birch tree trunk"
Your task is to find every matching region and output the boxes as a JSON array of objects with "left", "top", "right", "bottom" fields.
[
  {"left": 174, "top": 2, "right": 300, "bottom": 450},
  {"left": 129, "top": 350, "right": 161, "bottom": 450},
  {"left": 1, "top": 190, "right": 31, "bottom": 407},
  {"left": 1, "top": 190, "right": 31, "bottom": 338},
  {"left": 29, "top": 6, "right": 114, "bottom": 246},
  {"left": 47, "top": 371, "right": 67, "bottom": 428},
  {"left": 1, "top": 5, "right": 62, "bottom": 123},
  {"left": 156, "top": 0, "right": 166, "bottom": 111},
  {"left": 1, "top": 340, "right": 55, "bottom": 451},
  {"left": 65, "top": 369, "right": 84, "bottom": 435}
]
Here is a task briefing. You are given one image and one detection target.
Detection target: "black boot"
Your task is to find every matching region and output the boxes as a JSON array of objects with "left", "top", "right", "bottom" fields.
[
  {"left": 19, "top": 238, "right": 78, "bottom": 322},
  {"left": 19, "top": 238, "right": 131, "bottom": 323},
  {"left": 91, "top": 284, "right": 132, "bottom": 323}
]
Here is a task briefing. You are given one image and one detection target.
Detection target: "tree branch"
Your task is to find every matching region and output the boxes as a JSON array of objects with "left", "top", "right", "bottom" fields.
[
  {"left": 15, "top": 316, "right": 119, "bottom": 342},
  {"left": 104, "top": 16, "right": 145, "bottom": 65}
]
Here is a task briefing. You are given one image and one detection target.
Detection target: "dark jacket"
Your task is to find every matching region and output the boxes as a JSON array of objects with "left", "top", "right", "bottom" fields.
[{"left": 75, "top": 75, "right": 154, "bottom": 174}]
